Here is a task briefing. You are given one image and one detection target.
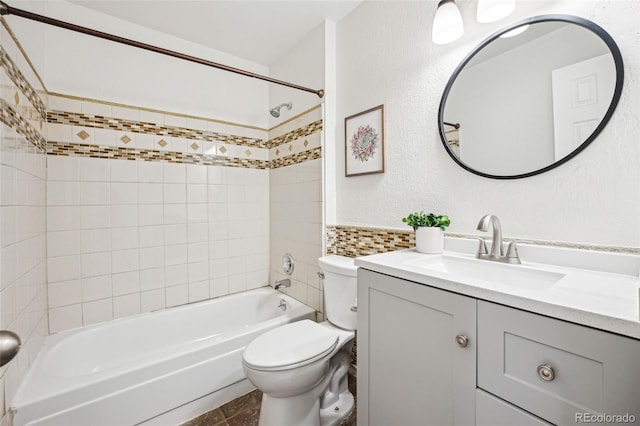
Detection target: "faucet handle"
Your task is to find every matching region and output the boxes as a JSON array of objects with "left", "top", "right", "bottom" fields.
[
  {"left": 474, "top": 237, "right": 488, "bottom": 256},
  {"left": 505, "top": 241, "right": 522, "bottom": 264}
]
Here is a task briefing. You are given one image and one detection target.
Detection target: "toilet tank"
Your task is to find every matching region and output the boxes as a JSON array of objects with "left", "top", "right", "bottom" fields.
[{"left": 318, "top": 255, "right": 358, "bottom": 330}]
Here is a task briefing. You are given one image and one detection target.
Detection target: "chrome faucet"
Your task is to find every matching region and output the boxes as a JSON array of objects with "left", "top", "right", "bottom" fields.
[
  {"left": 274, "top": 279, "right": 291, "bottom": 290},
  {"left": 475, "top": 214, "right": 521, "bottom": 264}
]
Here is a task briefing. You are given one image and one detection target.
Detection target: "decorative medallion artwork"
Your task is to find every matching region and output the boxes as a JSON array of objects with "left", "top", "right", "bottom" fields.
[{"left": 345, "top": 104, "right": 385, "bottom": 176}]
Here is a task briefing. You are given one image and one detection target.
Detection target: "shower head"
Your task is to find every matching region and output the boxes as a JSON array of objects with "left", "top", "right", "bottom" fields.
[{"left": 269, "top": 102, "right": 293, "bottom": 118}]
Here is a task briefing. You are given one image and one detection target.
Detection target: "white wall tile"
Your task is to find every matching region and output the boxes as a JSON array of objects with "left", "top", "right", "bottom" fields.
[
  {"left": 110, "top": 182, "right": 138, "bottom": 205},
  {"left": 164, "top": 224, "right": 187, "bottom": 245},
  {"left": 164, "top": 204, "right": 186, "bottom": 224},
  {"left": 47, "top": 231, "right": 80, "bottom": 257},
  {"left": 137, "top": 160, "right": 163, "bottom": 182},
  {"left": 140, "top": 289, "right": 165, "bottom": 312},
  {"left": 187, "top": 223, "right": 208, "bottom": 243},
  {"left": 82, "top": 299, "right": 113, "bottom": 325},
  {"left": 47, "top": 124, "right": 72, "bottom": 142},
  {"left": 47, "top": 156, "right": 78, "bottom": 181},
  {"left": 81, "top": 229, "right": 111, "bottom": 254},
  {"left": 112, "top": 271, "right": 140, "bottom": 296},
  {"left": 49, "top": 304, "right": 82, "bottom": 333},
  {"left": 111, "top": 227, "right": 139, "bottom": 250},
  {"left": 187, "top": 184, "right": 207, "bottom": 203},
  {"left": 79, "top": 157, "right": 110, "bottom": 182},
  {"left": 81, "top": 275, "right": 112, "bottom": 301},
  {"left": 166, "top": 284, "right": 188, "bottom": 307},
  {"left": 81, "top": 252, "right": 111, "bottom": 277},
  {"left": 207, "top": 185, "right": 227, "bottom": 203},
  {"left": 207, "top": 166, "right": 226, "bottom": 184},
  {"left": 47, "top": 181, "right": 79, "bottom": 206},
  {"left": 94, "top": 128, "right": 116, "bottom": 147},
  {"left": 110, "top": 205, "right": 138, "bottom": 227},
  {"left": 140, "top": 246, "right": 164, "bottom": 270},
  {"left": 165, "top": 244, "right": 187, "bottom": 266},
  {"left": 139, "top": 225, "right": 164, "bottom": 248},
  {"left": 188, "top": 261, "right": 208, "bottom": 283},
  {"left": 110, "top": 160, "right": 137, "bottom": 182},
  {"left": 111, "top": 249, "right": 139, "bottom": 274},
  {"left": 113, "top": 293, "right": 140, "bottom": 319},
  {"left": 187, "top": 204, "right": 208, "bottom": 223},
  {"left": 163, "top": 183, "right": 186, "bottom": 204},
  {"left": 81, "top": 100, "right": 111, "bottom": 117},
  {"left": 48, "top": 280, "right": 81, "bottom": 308},
  {"left": 186, "top": 164, "right": 207, "bottom": 184},
  {"left": 138, "top": 183, "right": 163, "bottom": 204},
  {"left": 140, "top": 267, "right": 165, "bottom": 291},
  {"left": 48, "top": 255, "right": 80, "bottom": 283},
  {"left": 188, "top": 281, "right": 209, "bottom": 302},
  {"left": 188, "top": 242, "right": 208, "bottom": 263},
  {"left": 80, "top": 182, "right": 109, "bottom": 205},
  {"left": 81, "top": 206, "right": 110, "bottom": 229},
  {"left": 163, "top": 163, "right": 185, "bottom": 183},
  {"left": 228, "top": 274, "right": 246, "bottom": 294},
  {"left": 209, "top": 277, "right": 229, "bottom": 298},
  {"left": 165, "top": 264, "right": 188, "bottom": 286},
  {"left": 139, "top": 204, "right": 164, "bottom": 226}
]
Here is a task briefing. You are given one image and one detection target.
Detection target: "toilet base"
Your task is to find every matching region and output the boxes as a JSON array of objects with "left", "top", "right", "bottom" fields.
[{"left": 320, "top": 391, "right": 354, "bottom": 426}]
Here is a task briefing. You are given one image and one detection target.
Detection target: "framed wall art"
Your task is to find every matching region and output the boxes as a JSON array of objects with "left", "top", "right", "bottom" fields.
[{"left": 345, "top": 104, "right": 385, "bottom": 177}]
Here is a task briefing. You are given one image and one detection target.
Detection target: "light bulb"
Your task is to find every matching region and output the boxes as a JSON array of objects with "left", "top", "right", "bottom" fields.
[{"left": 432, "top": 0, "right": 464, "bottom": 45}]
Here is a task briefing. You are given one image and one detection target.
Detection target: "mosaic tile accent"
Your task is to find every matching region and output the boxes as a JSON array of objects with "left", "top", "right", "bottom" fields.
[
  {"left": 0, "top": 45, "right": 47, "bottom": 120},
  {"left": 47, "top": 111, "right": 268, "bottom": 148},
  {"left": 326, "top": 225, "right": 414, "bottom": 258},
  {"left": 0, "top": 98, "right": 47, "bottom": 152},
  {"left": 269, "top": 146, "right": 322, "bottom": 169},
  {"left": 46, "top": 141, "right": 269, "bottom": 169},
  {"left": 269, "top": 119, "right": 323, "bottom": 148},
  {"left": 326, "top": 226, "right": 640, "bottom": 258}
]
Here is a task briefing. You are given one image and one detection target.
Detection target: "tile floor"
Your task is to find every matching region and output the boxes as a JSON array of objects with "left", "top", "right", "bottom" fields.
[{"left": 182, "top": 372, "right": 357, "bottom": 426}]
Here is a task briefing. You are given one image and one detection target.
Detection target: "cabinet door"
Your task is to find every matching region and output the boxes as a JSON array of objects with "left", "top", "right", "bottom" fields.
[{"left": 357, "top": 269, "right": 476, "bottom": 426}]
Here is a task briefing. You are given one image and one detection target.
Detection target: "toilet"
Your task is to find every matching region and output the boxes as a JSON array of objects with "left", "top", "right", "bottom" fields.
[{"left": 242, "top": 255, "right": 358, "bottom": 426}]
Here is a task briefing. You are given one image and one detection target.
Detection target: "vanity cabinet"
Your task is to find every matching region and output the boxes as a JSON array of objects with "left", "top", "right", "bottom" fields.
[
  {"left": 357, "top": 269, "right": 476, "bottom": 426},
  {"left": 357, "top": 269, "right": 640, "bottom": 426}
]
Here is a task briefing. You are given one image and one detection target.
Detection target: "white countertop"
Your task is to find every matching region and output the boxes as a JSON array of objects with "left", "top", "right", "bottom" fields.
[{"left": 354, "top": 241, "right": 640, "bottom": 339}]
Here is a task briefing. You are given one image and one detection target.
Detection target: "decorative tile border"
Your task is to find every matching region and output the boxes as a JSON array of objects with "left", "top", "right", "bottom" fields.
[
  {"left": 0, "top": 98, "right": 47, "bottom": 152},
  {"left": 326, "top": 225, "right": 414, "bottom": 258},
  {"left": 269, "top": 119, "right": 323, "bottom": 148},
  {"left": 0, "top": 44, "right": 47, "bottom": 120},
  {"left": 48, "top": 111, "right": 269, "bottom": 148},
  {"left": 46, "top": 140, "right": 269, "bottom": 169},
  {"left": 270, "top": 147, "right": 322, "bottom": 169},
  {"left": 326, "top": 225, "right": 640, "bottom": 258}
]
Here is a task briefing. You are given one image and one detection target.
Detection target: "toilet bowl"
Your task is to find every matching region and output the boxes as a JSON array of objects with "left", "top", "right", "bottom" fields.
[{"left": 242, "top": 255, "right": 358, "bottom": 426}]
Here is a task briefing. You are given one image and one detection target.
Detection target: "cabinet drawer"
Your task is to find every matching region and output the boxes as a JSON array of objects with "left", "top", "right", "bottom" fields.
[
  {"left": 476, "top": 389, "right": 550, "bottom": 426},
  {"left": 478, "top": 301, "right": 640, "bottom": 425}
]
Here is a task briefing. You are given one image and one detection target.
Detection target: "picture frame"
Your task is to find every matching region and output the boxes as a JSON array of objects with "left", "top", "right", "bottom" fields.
[{"left": 344, "top": 104, "right": 385, "bottom": 177}]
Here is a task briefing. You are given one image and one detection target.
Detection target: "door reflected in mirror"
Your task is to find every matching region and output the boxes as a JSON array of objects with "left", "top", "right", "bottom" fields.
[{"left": 439, "top": 15, "right": 623, "bottom": 179}]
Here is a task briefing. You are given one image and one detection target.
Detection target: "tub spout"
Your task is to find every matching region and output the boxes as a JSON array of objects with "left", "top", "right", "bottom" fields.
[{"left": 274, "top": 279, "right": 291, "bottom": 290}]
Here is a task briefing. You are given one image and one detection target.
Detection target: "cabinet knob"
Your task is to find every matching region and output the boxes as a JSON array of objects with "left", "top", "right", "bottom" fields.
[
  {"left": 455, "top": 335, "right": 468, "bottom": 348},
  {"left": 537, "top": 364, "right": 556, "bottom": 381}
]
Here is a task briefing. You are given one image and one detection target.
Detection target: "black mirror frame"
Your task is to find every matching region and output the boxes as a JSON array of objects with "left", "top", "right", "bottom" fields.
[{"left": 438, "top": 14, "right": 624, "bottom": 180}]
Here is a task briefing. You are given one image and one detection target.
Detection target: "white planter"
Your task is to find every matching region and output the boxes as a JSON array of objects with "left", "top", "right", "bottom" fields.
[{"left": 415, "top": 227, "right": 444, "bottom": 254}]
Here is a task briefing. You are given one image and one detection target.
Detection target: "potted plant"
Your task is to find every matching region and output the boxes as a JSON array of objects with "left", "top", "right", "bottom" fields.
[{"left": 402, "top": 212, "right": 451, "bottom": 254}]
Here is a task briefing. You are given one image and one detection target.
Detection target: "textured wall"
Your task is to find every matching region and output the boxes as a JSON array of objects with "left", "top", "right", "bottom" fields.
[{"left": 335, "top": 0, "right": 640, "bottom": 248}]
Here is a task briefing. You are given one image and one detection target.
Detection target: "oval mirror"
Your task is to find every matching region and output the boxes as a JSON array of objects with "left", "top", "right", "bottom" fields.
[{"left": 438, "top": 15, "right": 623, "bottom": 179}]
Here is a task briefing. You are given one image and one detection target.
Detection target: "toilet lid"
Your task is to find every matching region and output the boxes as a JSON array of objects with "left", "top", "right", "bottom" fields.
[{"left": 243, "top": 320, "right": 338, "bottom": 370}]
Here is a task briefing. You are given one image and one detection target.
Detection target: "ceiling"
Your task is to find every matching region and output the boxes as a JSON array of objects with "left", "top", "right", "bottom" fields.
[{"left": 68, "top": 0, "right": 362, "bottom": 66}]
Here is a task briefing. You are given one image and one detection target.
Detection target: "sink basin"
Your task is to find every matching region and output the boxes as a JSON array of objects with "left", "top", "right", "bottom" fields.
[{"left": 406, "top": 255, "right": 565, "bottom": 291}]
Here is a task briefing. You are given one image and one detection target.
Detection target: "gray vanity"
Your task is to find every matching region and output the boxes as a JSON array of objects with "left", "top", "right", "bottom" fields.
[{"left": 355, "top": 240, "right": 640, "bottom": 425}]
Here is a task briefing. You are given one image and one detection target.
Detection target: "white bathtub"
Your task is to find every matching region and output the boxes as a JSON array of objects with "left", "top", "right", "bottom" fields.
[{"left": 11, "top": 287, "right": 315, "bottom": 426}]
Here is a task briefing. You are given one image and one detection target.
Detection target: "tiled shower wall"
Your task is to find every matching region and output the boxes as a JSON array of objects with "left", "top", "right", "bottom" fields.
[
  {"left": 0, "top": 22, "right": 48, "bottom": 425},
  {"left": 268, "top": 106, "right": 324, "bottom": 316},
  {"left": 45, "top": 94, "right": 271, "bottom": 332}
]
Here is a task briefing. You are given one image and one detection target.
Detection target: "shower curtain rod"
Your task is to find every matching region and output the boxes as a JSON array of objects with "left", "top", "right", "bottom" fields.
[{"left": 0, "top": 1, "right": 325, "bottom": 98}]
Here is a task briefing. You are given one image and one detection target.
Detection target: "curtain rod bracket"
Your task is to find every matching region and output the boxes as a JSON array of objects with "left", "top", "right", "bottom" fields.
[{"left": 0, "top": 1, "right": 325, "bottom": 98}]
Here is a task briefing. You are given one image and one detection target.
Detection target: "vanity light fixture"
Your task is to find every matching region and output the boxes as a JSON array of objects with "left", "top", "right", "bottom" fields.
[
  {"left": 432, "top": 0, "right": 464, "bottom": 45},
  {"left": 476, "top": 0, "right": 516, "bottom": 23}
]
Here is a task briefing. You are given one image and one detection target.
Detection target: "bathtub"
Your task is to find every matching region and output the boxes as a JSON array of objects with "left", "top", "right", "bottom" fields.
[{"left": 11, "top": 287, "right": 315, "bottom": 426}]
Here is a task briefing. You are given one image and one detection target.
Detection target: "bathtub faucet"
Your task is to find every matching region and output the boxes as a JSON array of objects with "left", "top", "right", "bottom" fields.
[{"left": 274, "top": 279, "right": 291, "bottom": 291}]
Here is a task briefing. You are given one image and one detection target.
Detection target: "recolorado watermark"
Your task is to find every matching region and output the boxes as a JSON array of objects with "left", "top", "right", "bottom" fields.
[{"left": 576, "top": 413, "right": 636, "bottom": 423}]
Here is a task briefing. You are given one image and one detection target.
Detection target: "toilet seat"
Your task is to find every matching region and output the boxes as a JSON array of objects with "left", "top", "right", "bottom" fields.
[{"left": 243, "top": 320, "right": 338, "bottom": 371}]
